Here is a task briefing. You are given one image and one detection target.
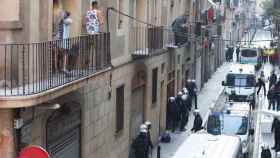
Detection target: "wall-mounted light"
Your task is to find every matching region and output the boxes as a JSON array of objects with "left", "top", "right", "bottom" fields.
[{"left": 37, "top": 103, "right": 61, "bottom": 110}]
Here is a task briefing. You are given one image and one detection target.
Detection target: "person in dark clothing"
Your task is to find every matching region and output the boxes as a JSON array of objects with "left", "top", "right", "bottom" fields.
[
  {"left": 267, "top": 87, "right": 276, "bottom": 110},
  {"left": 191, "top": 109, "right": 203, "bottom": 133},
  {"left": 132, "top": 129, "right": 149, "bottom": 158},
  {"left": 225, "top": 45, "right": 229, "bottom": 62},
  {"left": 259, "top": 47, "right": 265, "bottom": 63},
  {"left": 236, "top": 46, "right": 240, "bottom": 62},
  {"left": 180, "top": 94, "right": 189, "bottom": 131},
  {"left": 272, "top": 117, "right": 280, "bottom": 151},
  {"left": 176, "top": 91, "right": 186, "bottom": 131},
  {"left": 275, "top": 81, "right": 280, "bottom": 111},
  {"left": 257, "top": 78, "right": 266, "bottom": 95},
  {"left": 269, "top": 71, "right": 277, "bottom": 89},
  {"left": 229, "top": 46, "right": 234, "bottom": 62},
  {"left": 261, "top": 145, "right": 272, "bottom": 158},
  {"left": 186, "top": 80, "right": 198, "bottom": 109},
  {"left": 145, "top": 121, "right": 153, "bottom": 158},
  {"left": 168, "top": 97, "right": 179, "bottom": 132}
]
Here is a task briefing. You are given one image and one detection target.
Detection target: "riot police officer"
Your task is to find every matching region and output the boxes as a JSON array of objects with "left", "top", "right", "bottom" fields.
[
  {"left": 272, "top": 117, "right": 280, "bottom": 151},
  {"left": 186, "top": 80, "right": 198, "bottom": 109},
  {"left": 176, "top": 91, "right": 184, "bottom": 129},
  {"left": 132, "top": 125, "right": 149, "bottom": 158},
  {"left": 180, "top": 94, "right": 189, "bottom": 131},
  {"left": 168, "top": 97, "right": 179, "bottom": 132},
  {"left": 145, "top": 121, "right": 153, "bottom": 154},
  {"left": 191, "top": 109, "right": 203, "bottom": 133}
]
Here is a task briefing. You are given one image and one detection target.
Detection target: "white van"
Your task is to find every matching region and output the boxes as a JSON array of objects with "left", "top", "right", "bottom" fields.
[
  {"left": 240, "top": 48, "right": 258, "bottom": 65},
  {"left": 173, "top": 133, "right": 242, "bottom": 158},
  {"left": 222, "top": 64, "right": 256, "bottom": 103},
  {"left": 207, "top": 102, "right": 254, "bottom": 156}
]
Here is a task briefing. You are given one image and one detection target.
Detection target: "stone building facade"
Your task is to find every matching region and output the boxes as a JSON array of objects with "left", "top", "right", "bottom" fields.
[{"left": 0, "top": 0, "right": 225, "bottom": 158}]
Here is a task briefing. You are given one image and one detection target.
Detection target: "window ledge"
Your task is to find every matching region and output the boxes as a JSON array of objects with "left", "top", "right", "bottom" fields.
[{"left": 0, "top": 21, "right": 23, "bottom": 30}]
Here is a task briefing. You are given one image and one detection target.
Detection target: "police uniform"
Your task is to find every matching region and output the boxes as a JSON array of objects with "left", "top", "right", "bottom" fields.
[
  {"left": 132, "top": 129, "right": 149, "bottom": 158},
  {"left": 191, "top": 110, "right": 203, "bottom": 132}
]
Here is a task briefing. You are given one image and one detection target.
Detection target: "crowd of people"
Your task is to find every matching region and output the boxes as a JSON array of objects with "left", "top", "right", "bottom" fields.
[
  {"left": 166, "top": 80, "right": 203, "bottom": 133},
  {"left": 131, "top": 80, "right": 204, "bottom": 158},
  {"left": 259, "top": 46, "right": 278, "bottom": 66}
]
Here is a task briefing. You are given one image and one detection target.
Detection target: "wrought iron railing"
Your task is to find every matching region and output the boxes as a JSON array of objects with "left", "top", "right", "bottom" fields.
[
  {"left": 0, "top": 33, "right": 111, "bottom": 96},
  {"left": 129, "top": 26, "right": 176, "bottom": 56}
]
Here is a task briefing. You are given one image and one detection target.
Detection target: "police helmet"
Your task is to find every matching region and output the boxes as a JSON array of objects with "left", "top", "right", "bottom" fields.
[
  {"left": 194, "top": 109, "right": 200, "bottom": 114},
  {"left": 140, "top": 128, "right": 148, "bottom": 133},
  {"left": 169, "top": 97, "right": 175, "bottom": 102},
  {"left": 183, "top": 87, "right": 188, "bottom": 94},
  {"left": 181, "top": 94, "right": 188, "bottom": 101},
  {"left": 145, "top": 121, "right": 152, "bottom": 129},
  {"left": 178, "top": 91, "right": 183, "bottom": 96},
  {"left": 140, "top": 124, "right": 147, "bottom": 131}
]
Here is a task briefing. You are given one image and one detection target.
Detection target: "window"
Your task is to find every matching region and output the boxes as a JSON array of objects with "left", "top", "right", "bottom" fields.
[
  {"left": 177, "top": 55, "right": 181, "bottom": 64},
  {"left": 226, "top": 74, "right": 256, "bottom": 87},
  {"left": 241, "top": 49, "right": 257, "bottom": 57},
  {"left": 161, "top": 63, "right": 165, "bottom": 74},
  {"left": 116, "top": 85, "right": 125, "bottom": 133},
  {"left": 222, "top": 116, "right": 248, "bottom": 135},
  {"left": 152, "top": 68, "right": 158, "bottom": 103},
  {"left": 117, "top": 0, "right": 124, "bottom": 29}
]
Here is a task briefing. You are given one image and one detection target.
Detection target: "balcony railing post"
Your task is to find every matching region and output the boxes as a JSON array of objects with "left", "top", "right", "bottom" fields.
[{"left": 22, "top": 44, "right": 25, "bottom": 95}]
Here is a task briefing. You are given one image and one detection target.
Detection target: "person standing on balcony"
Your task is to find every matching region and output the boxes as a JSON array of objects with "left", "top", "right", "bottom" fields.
[
  {"left": 86, "top": 1, "right": 104, "bottom": 35},
  {"left": 62, "top": 11, "right": 72, "bottom": 75}
]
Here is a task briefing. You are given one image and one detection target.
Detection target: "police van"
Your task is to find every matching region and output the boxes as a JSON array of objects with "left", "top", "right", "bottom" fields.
[
  {"left": 173, "top": 133, "right": 242, "bottom": 158},
  {"left": 206, "top": 102, "right": 254, "bottom": 156},
  {"left": 240, "top": 47, "right": 259, "bottom": 65},
  {"left": 222, "top": 64, "right": 256, "bottom": 103}
]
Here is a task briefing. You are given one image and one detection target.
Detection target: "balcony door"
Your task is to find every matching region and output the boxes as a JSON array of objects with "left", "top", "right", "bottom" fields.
[{"left": 52, "top": 0, "right": 81, "bottom": 39}]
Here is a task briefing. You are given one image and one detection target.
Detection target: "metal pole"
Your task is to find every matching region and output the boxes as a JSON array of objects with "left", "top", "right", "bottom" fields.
[
  {"left": 14, "top": 108, "right": 21, "bottom": 156},
  {"left": 106, "top": 7, "right": 113, "bottom": 32},
  {"left": 157, "top": 146, "right": 161, "bottom": 158}
]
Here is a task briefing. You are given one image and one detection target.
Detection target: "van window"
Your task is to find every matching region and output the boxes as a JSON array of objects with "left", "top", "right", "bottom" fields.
[
  {"left": 223, "top": 116, "right": 248, "bottom": 135},
  {"left": 226, "top": 74, "right": 255, "bottom": 87},
  {"left": 207, "top": 115, "right": 221, "bottom": 135},
  {"left": 241, "top": 49, "right": 257, "bottom": 57}
]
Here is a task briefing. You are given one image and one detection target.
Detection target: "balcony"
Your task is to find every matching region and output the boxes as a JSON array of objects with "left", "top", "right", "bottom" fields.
[
  {"left": 129, "top": 26, "right": 176, "bottom": 58},
  {"left": 0, "top": 33, "right": 111, "bottom": 99}
]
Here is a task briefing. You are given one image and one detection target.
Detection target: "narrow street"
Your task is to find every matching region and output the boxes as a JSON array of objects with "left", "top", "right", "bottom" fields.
[
  {"left": 154, "top": 28, "right": 278, "bottom": 158},
  {"left": 153, "top": 62, "right": 231, "bottom": 158},
  {"left": 2, "top": 0, "right": 280, "bottom": 158}
]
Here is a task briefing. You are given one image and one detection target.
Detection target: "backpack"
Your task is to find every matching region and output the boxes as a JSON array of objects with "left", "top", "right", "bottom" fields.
[{"left": 160, "top": 132, "right": 171, "bottom": 143}]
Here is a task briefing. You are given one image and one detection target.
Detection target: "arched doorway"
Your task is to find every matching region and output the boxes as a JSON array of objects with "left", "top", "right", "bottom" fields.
[{"left": 46, "top": 102, "right": 81, "bottom": 158}]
